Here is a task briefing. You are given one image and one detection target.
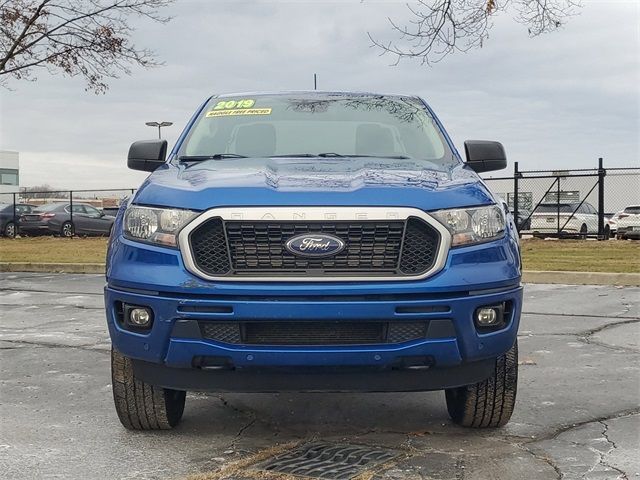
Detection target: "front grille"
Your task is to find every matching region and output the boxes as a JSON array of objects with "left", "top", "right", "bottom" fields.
[
  {"left": 226, "top": 221, "right": 404, "bottom": 274},
  {"left": 188, "top": 216, "right": 440, "bottom": 278},
  {"left": 199, "top": 321, "right": 428, "bottom": 345}
]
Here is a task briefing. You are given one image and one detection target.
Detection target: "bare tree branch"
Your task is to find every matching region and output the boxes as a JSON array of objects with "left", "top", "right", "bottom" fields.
[
  {"left": 369, "top": 0, "right": 581, "bottom": 65},
  {"left": 0, "top": 0, "right": 173, "bottom": 93}
]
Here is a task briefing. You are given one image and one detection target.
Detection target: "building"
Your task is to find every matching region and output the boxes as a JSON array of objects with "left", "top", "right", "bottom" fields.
[{"left": 0, "top": 150, "right": 20, "bottom": 194}]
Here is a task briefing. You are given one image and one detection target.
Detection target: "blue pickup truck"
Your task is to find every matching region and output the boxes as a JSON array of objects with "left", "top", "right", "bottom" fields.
[{"left": 105, "top": 92, "right": 522, "bottom": 431}]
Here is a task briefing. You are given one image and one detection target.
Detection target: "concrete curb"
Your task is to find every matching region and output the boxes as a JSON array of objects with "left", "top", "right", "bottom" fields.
[
  {"left": 1, "top": 262, "right": 639, "bottom": 286},
  {"left": 522, "top": 270, "right": 640, "bottom": 287},
  {"left": 0, "top": 262, "right": 104, "bottom": 274}
]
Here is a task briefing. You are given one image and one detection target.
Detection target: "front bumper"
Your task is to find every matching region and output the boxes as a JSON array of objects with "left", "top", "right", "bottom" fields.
[
  {"left": 105, "top": 229, "right": 522, "bottom": 391},
  {"left": 617, "top": 226, "right": 640, "bottom": 239},
  {"left": 131, "top": 357, "right": 496, "bottom": 393}
]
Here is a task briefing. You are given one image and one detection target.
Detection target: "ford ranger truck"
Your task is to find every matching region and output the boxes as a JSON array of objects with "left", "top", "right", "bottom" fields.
[{"left": 105, "top": 92, "right": 522, "bottom": 430}]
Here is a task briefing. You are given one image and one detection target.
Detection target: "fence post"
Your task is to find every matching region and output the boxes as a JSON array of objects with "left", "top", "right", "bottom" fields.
[
  {"left": 557, "top": 176, "right": 561, "bottom": 236},
  {"left": 69, "top": 190, "right": 74, "bottom": 238},
  {"left": 12, "top": 192, "right": 17, "bottom": 237},
  {"left": 513, "top": 162, "right": 520, "bottom": 236},
  {"left": 598, "top": 157, "right": 606, "bottom": 240},
  {"left": 513, "top": 162, "right": 520, "bottom": 234}
]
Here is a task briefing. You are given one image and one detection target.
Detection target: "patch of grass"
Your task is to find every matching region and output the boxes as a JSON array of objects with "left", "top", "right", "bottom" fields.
[
  {"left": 0, "top": 236, "right": 108, "bottom": 264},
  {"left": 520, "top": 238, "right": 640, "bottom": 273},
  {"left": 1, "top": 236, "right": 638, "bottom": 273}
]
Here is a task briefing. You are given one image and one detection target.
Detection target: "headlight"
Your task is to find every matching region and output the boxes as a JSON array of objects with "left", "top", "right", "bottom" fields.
[
  {"left": 432, "top": 205, "right": 505, "bottom": 246},
  {"left": 123, "top": 206, "right": 197, "bottom": 247}
]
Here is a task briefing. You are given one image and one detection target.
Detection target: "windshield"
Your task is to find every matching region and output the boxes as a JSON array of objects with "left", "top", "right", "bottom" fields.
[
  {"left": 623, "top": 206, "right": 640, "bottom": 214},
  {"left": 37, "top": 203, "right": 62, "bottom": 212},
  {"left": 178, "top": 94, "right": 455, "bottom": 168},
  {"left": 534, "top": 204, "right": 578, "bottom": 213}
]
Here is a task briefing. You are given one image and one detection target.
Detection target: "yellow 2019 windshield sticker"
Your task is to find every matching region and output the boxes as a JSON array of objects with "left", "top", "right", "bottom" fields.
[
  {"left": 206, "top": 108, "right": 272, "bottom": 117},
  {"left": 205, "top": 98, "right": 271, "bottom": 117},
  {"left": 213, "top": 99, "right": 255, "bottom": 110}
]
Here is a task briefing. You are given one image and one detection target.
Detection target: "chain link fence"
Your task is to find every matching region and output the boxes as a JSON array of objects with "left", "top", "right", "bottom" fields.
[
  {"left": 0, "top": 189, "right": 135, "bottom": 237},
  {"left": 483, "top": 160, "right": 640, "bottom": 239},
  {"left": 1, "top": 160, "right": 638, "bottom": 240}
]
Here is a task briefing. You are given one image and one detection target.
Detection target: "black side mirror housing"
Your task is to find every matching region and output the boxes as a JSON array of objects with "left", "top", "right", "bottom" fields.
[
  {"left": 464, "top": 140, "right": 507, "bottom": 173},
  {"left": 128, "top": 140, "right": 168, "bottom": 172}
]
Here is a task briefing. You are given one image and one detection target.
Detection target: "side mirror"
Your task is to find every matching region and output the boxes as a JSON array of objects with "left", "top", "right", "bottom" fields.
[
  {"left": 464, "top": 140, "right": 507, "bottom": 173},
  {"left": 127, "top": 140, "right": 167, "bottom": 172}
]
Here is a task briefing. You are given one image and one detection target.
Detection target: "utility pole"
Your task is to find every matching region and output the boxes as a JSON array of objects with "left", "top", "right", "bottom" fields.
[{"left": 314, "top": 73, "right": 317, "bottom": 90}]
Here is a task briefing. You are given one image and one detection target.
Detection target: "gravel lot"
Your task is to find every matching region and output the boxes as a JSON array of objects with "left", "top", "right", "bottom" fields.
[{"left": 0, "top": 273, "right": 638, "bottom": 480}]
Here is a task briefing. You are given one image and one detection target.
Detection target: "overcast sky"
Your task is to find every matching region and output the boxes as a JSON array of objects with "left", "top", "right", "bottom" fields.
[{"left": 0, "top": 0, "right": 638, "bottom": 190}]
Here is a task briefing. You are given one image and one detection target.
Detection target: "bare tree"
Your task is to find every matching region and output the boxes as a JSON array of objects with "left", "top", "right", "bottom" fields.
[
  {"left": 369, "top": 0, "right": 581, "bottom": 65},
  {"left": 22, "top": 184, "right": 62, "bottom": 198},
  {"left": 0, "top": 0, "right": 173, "bottom": 93}
]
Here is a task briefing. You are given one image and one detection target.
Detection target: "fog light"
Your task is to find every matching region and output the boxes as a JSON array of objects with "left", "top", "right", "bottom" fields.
[
  {"left": 476, "top": 308, "right": 498, "bottom": 326},
  {"left": 123, "top": 305, "right": 153, "bottom": 329},
  {"left": 130, "top": 308, "right": 151, "bottom": 326},
  {"left": 475, "top": 303, "right": 506, "bottom": 330}
]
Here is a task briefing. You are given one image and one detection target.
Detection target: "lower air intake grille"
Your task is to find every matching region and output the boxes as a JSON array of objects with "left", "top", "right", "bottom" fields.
[{"left": 199, "top": 321, "right": 428, "bottom": 346}]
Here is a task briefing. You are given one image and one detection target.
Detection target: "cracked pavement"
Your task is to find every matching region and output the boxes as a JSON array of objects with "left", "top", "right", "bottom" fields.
[{"left": 0, "top": 273, "right": 638, "bottom": 479}]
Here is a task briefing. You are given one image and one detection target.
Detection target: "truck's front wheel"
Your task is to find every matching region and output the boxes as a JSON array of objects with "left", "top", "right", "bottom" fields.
[
  {"left": 111, "top": 348, "right": 186, "bottom": 430},
  {"left": 445, "top": 341, "right": 518, "bottom": 428}
]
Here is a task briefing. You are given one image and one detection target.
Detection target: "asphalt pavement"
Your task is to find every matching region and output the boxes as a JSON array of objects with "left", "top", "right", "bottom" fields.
[{"left": 0, "top": 273, "right": 638, "bottom": 480}]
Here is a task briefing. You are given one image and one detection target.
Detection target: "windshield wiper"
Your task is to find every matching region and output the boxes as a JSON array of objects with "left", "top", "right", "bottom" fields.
[
  {"left": 346, "top": 154, "right": 412, "bottom": 159},
  {"left": 269, "top": 153, "right": 413, "bottom": 160},
  {"left": 178, "top": 154, "right": 247, "bottom": 161},
  {"left": 270, "top": 153, "right": 347, "bottom": 158},
  {"left": 269, "top": 154, "right": 318, "bottom": 158}
]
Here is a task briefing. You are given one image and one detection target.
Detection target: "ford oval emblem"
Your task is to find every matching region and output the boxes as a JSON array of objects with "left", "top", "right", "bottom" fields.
[{"left": 285, "top": 233, "right": 346, "bottom": 257}]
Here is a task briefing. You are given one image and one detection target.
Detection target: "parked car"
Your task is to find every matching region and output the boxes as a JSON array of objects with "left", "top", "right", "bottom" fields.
[
  {"left": 615, "top": 205, "right": 640, "bottom": 240},
  {"left": 102, "top": 206, "right": 122, "bottom": 217},
  {"left": 528, "top": 202, "right": 598, "bottom": 238},
  {"left": 105, "top": 91, "right": 523, "bottom": 431},
  {"left": 512, "top": 208, "right": 531, "bottom": 231},
  {"left": 603, "top": 213, "right": 617, "bottom": 238},
  {"left": 0, "top": 203, "right": 37, "bottom": 237},
  {"left": 19, "top": 202, "right": 115, "bottom": 236}
]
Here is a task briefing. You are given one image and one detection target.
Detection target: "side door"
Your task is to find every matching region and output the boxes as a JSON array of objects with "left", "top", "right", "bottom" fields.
[
  {"left": 69, "top": 204, "right": 92, "bottom": 234},
  {"left": 584, "top": 203, "right": 599, "bottom": 233},
  {"left": 82, "top": 205, "right": 112, "bottom": 235}
]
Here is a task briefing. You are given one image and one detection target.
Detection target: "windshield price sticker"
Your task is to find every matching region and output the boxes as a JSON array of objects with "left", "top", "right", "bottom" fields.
[
  {"left": 206, "top": 98, "right": 272, "bottom": 117},
  {"left": 213, "top": 99, "right": 255, "bottom": 110},
  {"left": 206, "top": 108, "right": 272, "bottom": 117}
]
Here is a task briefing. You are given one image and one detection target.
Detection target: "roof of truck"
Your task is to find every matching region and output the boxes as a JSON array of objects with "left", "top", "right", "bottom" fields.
[{"left": 212, "top": 90, "right": 419, "bottom": 99}]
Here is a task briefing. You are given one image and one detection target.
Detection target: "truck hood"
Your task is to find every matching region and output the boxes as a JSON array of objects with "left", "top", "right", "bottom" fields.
[{"left": 133, "top": 157, "right": 496, "bottom": 211}]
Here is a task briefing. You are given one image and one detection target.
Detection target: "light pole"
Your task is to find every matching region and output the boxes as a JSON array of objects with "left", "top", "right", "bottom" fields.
[{"left": 145, "top": 121, "right": 173, "bottom": 139}]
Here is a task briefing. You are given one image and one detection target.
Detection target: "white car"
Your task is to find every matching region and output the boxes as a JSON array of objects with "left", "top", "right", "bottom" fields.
[
  {"left": 615, "top": 205, "right": 640, "bottom": 239},
  {"left": 528, "top": 202, "right": 598, "bottom": 238}
]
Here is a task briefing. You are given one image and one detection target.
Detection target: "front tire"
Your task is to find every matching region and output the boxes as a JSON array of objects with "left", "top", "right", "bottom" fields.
[
  {"left": 445, "top": 341, "right": 518, "bottom": 428},
  {"left": 111, "top": 348, "right": 186, "bottom": 430},
  {"left": 61, "top": 221, "right": 74, "bottom": 237},
  {"left": 4, "top": 221, "right": 15, "bottom": 237},
  {"left": 579, "top": 223, "right": 588, "bottom": 239}
]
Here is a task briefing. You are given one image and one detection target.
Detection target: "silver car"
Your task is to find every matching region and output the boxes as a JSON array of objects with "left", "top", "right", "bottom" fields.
[
  {"left": 615, "top": 205, "right": 640, "bottom": 239},
  {"left": 528, "top": 202, "right": 599, "bottom": 238},
  {"left": 19, "top": 202, "right": 115, "bottom": 237}
]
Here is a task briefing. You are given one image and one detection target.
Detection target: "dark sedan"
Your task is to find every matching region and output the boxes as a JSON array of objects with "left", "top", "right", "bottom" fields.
[
  {"left": 0, "top": 203, "right": 38, "bottom": 237},
  {"left": 19, "top": 202, "right": 115, "bottom": 237},
  {"left": 513, "top": 208, "right": 531, "bottom": 231}
]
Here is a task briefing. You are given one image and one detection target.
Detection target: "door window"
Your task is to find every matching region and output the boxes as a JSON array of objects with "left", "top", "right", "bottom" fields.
[{"left": 84, "top": 205, "right": 102, "bottom": 218}]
